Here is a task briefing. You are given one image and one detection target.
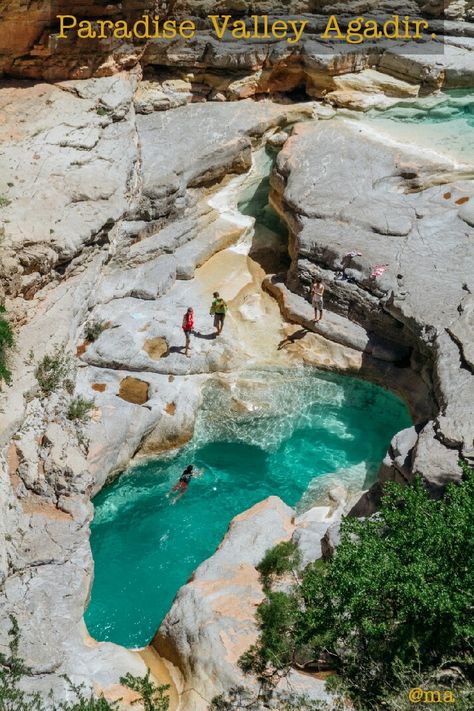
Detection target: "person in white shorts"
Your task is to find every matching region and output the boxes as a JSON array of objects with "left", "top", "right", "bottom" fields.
[{"left": 311, "top": 279, "right": 325, "bottom": 322}]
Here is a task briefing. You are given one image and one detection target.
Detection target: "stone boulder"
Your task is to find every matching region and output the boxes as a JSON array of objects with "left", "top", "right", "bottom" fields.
[
  {"left": 0, "top": 75, "right": 137, "bottom": 299},
  {"left": 153, "top": 493, "right": 343, "bottom": 709},
  {"left": 153, "top": 496, "right": 295, "bottom": 710}
]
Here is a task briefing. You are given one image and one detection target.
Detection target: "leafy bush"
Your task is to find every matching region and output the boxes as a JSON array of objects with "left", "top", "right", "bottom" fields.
[
  {"left": 0, "top": 195, "right": 11, "bottom": 208},
  {"left": 256, "top": 540, "right": 301, "bottom": 590},
  {"left": 380, "top": 660, "right": 474, "bottom": 711},
  {"left": 0, "top": 616, "right": 120, "bottom": 711},
  {"left": 211, "top": 685, "right": 336, "bottom": 710},
  {"left": 0, "top": 305, "right": 14, "bottom": 385},
  {"left": 35, "top": 348, "right": 73, "bottom": 394},
  {"left": 67, "top": 396, "right": 95, "bottom": 422},
  {"left": 119, "top": 671, "right": 169, "bottom": 711},
  {"left": 242, "top": 464, "right": 474, "bottom": 709},
  {"left": 0, "top": 616, "right": 170, "bottom": 711},
  {"left": 84, "top": 320, "right": 107, "bottom": 343},
  {"left": 240, "top": 592, "right": 301, "bottom": 696}
]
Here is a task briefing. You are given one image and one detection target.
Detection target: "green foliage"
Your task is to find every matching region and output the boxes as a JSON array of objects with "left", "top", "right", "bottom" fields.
[
  {"left": 379, "top": 659, "right": 474, "bottom": 711},
  {"left": 242, "top": 466, "right": 474, "bottom": 709},
  {"left": 120, "top": 671, "right": 170, "bottom": 711},
  {"left": 210, "top": 685, "right": 335, "bottom": 710},
  {"left": 240, "top": 592, "right": 299, "bottom": 682},
  {"left": 210, "top": 686, "right": 255, "bottom": 710},
  {"left": 67, "top": 396, "right": 95, "bottom": 422},
  {"left": 0, "top": 615, "right": 39, "bottom": 711},
  {"left": 35, "top": 348, "right": 73, "bottom": 394},
  {"left": 84, "top": 320, "right": 107, "bottom": 343},
  {"left": 0, "top": 617, "right": 169, "bottom": 711},
  {"left": 57, "top": 684, "right": 120, "bottom": 711},
  {"left": 0, "top": 195, "right": 11, "bottom": 208},
  {"left": 0, "top": 305, "right": 14, "bottom": 385},
  {"left": 256, "top": 540, "right": 301, "bottom": 590},
  {"left": 275, "top": 693, "right": 341, "bottom": 711}
]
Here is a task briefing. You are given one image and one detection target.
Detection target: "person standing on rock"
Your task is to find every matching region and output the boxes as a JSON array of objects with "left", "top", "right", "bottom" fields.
[
  {"left": 210, "top": 292, "right": 228, "bottom": 336},
  {"left": 182, "top": 307, "right": 194, "bottom": 357},
  {"left": 311, "top": 279, "right": 325, "bottom": 322}
]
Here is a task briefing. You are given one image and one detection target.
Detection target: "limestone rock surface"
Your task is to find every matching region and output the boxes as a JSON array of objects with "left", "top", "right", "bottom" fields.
[
  {"left": 154, "top": 496, "right": 334, "bottom": 710},
  {"left": 270, "top": 117, "right": 474, "bottom": 489}
]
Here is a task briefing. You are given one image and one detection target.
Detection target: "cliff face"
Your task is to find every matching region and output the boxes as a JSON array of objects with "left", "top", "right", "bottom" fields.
[
  {"left": 0, "top": 0, "right": 157, "bottom": 77},
  {"left": 1, "top": 0, "right": 472, "bottom": 80},
  {"left": 0, "top": 76, "right": 320, "bottom": 704}
]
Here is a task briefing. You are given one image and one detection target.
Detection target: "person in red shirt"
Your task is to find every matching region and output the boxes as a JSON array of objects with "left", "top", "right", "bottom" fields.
[{"left": 182, "top": 307, "right": 194, "bottom": 357}]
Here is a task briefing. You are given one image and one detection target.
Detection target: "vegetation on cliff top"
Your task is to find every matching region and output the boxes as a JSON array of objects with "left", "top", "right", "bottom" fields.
[
  {"left": 35, "top": 348, "right": 73, "bottom": 395},
  {"left": 0, "top": 617, "right": 170, "bottom": 711},
  {"left": 66, "top": 395, "right": 95, "bottom": 422},
  {"left": 84, "top": 319, "right": 108, "bottom": 343},
  {"left": 0, "top": 305, "right": 14, "bottom": 385},
  {"left": 238, "top": 463, "right": 474, "bottom": 709}
]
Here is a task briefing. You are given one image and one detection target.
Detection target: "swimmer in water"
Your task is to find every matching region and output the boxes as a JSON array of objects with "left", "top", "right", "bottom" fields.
[{"left": 171, "top": 464, "right": 203, "bottom": 499}]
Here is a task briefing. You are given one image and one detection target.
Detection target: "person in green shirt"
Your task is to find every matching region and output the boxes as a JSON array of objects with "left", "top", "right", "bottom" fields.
[{"left": 210, "top": 291, "right": 228, "bottom": 335}]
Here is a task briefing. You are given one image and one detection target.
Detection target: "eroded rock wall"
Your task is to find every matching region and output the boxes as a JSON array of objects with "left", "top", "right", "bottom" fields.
[
  {"left": 0, "top": 77, "right": 319, "bottom": 705},
  {"left": 153, "top": 495, "right": 345, "bottom": 710},
  {"left": 269, "top": 117, "right": 474, "bottom": 501},
  {"left": 1, "top": 1, "right": 473, "bottom": 81}
]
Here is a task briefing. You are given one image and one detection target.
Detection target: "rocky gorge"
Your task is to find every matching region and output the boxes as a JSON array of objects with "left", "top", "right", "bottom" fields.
[{"left": 1, "top": 7, "right": 474, "bottom": 710}]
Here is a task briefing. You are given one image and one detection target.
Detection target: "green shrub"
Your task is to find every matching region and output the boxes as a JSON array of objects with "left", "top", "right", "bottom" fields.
[
  {"left": 0, "top": 305, "right": 14, "bottom": 385},
  {"left": 211, "top": 685, "right": 335, "bottom": 710},
  {"left": 210, "top": 686, "right": 255, "bottom": 710},
  {"left": 66, "top": 396, "right": 95, "bottom": 422},
  {"left": 0, "top": 616, "right": 170, "bottom": 711},
  {"left": 84, "top": 320, "right": 107, "bottom": 343},
  {"left": 240, "top": 591, "right": 299, "bottom": 684},
  {"left": 0, "top": 195, "right": 11, "bottom": 208},
  {"left": 120, "top": 671, "right": 169, "bottom": 711},
  {"left": 35, "top": 348, "right": 73, "bottom": 394},
  {"left": 256, "top": 540, "right": 301, "bottom": 590},
  {"left": 242, "top": 463, "right": 474, "bottom": 709}
]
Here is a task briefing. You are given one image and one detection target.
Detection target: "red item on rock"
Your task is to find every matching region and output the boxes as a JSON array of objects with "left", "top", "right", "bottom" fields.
[{"left": 183, "top": 311, "right": 194, "bottom": 331}]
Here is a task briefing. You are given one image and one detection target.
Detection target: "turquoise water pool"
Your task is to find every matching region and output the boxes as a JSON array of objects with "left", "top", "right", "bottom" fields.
[
  {"left": 85, "top": 369, "right": 411, "bottom": 648},
  {"left": 370, "top": 89, "right": 474, "bottom": 126}
]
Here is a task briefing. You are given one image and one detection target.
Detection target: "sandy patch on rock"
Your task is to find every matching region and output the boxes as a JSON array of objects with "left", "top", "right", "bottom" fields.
[
  {"left": 139, "top": 645, "right": 181, "bottom": 711},
  {"left": 118, "top": 376, "right": 149, "bottom": 405},
  {"left": 165, "top": 402, "right": 176, "bottom": 415},
  {"left": 144, "top": 337, "right": 169, "bottom": 359},
  {"left": 21, "top": 498, "right": 73, "bottom": 520}
]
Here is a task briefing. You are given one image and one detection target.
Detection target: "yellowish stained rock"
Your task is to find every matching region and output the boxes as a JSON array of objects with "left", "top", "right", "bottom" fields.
[{"left": 118, "top": 376, "right": 150, "bottom": 405}]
